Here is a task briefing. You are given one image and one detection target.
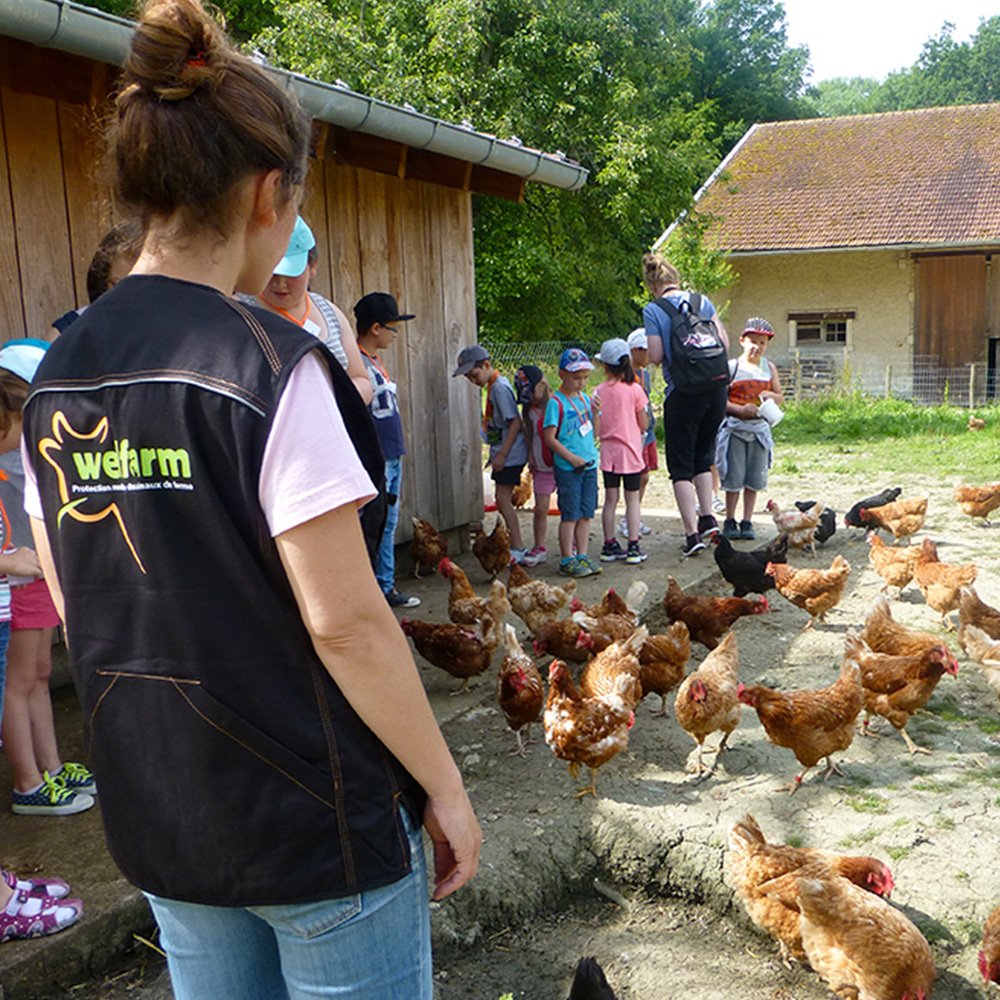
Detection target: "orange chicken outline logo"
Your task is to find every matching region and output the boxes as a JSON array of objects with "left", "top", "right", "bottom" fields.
[{"left": 38, "top": 411, "right": 147, "bottom": 575}]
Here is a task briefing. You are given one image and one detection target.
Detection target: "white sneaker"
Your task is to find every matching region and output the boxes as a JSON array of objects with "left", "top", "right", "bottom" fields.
[
  {"left": 619, "top": 517, "right": 651, "bottom": 538},
  {"left": 522, "top": 546, "right": 547, "bottom": 567},
  {"left": 509, "top": 548, "right": 529, "bottom": 565},
  {"left": 712, "top": 496, "right": 726, "bottom": 513}
]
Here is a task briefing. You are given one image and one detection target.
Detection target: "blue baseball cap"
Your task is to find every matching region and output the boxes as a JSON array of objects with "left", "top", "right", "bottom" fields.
[
  {"left": 559, "top": 347, "right": 593, "bottom": 373},
  {"left": 273, "top": 216, "right": 316, "bottom": 277},
  {"left": 0, "top": 339, "right": 48, "bottom": 383}
]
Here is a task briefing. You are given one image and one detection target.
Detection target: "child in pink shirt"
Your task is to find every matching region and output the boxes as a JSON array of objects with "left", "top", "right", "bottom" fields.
[{"left": 592, "top": 339, "right": 649, "bottom": 564}]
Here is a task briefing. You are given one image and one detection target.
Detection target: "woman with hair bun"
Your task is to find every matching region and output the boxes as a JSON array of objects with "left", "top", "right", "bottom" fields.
[{"left": 20, "top": 1, "right": 480, "bottom": 996}]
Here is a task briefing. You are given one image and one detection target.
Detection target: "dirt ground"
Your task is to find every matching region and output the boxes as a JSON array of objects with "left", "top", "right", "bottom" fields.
[
  {"left": 414, "top": 460, "right": 999, "bottom": 1000},
  {"left": 73, "top": 460, "right": 1000, "bottom": 1000}
]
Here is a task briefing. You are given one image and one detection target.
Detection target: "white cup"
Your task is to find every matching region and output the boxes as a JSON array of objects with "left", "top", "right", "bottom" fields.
[{"left": 758, "top": 397, "right": 784, "bottom": 426}]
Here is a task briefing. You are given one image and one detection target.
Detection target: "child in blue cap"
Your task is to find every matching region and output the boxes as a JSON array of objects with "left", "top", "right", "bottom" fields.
[{"left": 541, "top": 348, "right": 602, "bottom": 577}]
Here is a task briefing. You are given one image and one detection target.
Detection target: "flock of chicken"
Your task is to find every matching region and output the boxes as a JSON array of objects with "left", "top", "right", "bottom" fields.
[{"left": 405, "top": 480, "right": 1000, "bottom": 999}]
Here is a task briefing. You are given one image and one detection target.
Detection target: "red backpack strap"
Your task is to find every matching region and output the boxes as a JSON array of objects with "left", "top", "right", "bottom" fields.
[{"left": 540, "top": 395, "right": 564, "bottom": 467}]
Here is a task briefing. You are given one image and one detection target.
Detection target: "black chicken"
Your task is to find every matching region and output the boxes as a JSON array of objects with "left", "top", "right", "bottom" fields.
[
  {"left": 712, "top": 533, "right": 788, "bottom": 597},
  {"left": 568, "top": 957, "right": 617, "bottom": 1000},
  {"left": 844, "top": 487, "right": 902, "bottom": 528},
  {"left": 795, "top": 500, "right": 837, "bottom": 546}
]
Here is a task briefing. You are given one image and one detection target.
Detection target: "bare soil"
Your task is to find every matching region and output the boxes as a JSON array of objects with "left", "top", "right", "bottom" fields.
[{"left": 73, "top": 461, "right": 1000, "bottom": 1000}]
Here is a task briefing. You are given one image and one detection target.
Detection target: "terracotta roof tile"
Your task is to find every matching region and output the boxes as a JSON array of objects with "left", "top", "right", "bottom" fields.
[{"left": 695, "top": 104, "right": 1000, "bottom": 251}]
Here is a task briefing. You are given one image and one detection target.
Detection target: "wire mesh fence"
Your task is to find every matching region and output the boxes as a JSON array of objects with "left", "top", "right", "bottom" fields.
[{"left": 484, "top": 341, "right": 999, "bottom": 409}]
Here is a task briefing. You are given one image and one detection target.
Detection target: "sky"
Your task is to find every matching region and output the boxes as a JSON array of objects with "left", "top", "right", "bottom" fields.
[{"left": 780, "top": 0, "right": 994, "bottom": 83}]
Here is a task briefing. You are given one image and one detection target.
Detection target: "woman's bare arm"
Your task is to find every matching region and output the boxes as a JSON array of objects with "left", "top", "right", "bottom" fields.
[{"left": 276, "top": 503, "right": 481, "bottom": 899}]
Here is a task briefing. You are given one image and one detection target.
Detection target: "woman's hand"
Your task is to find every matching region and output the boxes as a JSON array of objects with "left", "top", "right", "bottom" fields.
[
  {"left": 0, "top": 547, "right": 42, "bottom": 578},
  {"left": 740, "top": 403, "right": 759, "bottom": 420},
  {"left": 423, "top": 789, "right": 482, "bottom": 900}
]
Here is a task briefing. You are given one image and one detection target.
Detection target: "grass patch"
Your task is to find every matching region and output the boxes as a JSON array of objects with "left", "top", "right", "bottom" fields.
[
  {"left": 786, "top": 836, "right": 804, "bottom": 848},
  {"left": 838, "top": 830, "right": 877, "bottom": 848},
  {"left": 929, "top": 695, "right": 964, "bottom": 723},
  {"left": 937, "top": 815, "right": 957, "bottom": 830},
  {"left": 846, "top": 791, "right": 891, "bottom": 814},
  {"left": 977, "top": 718, "right": 1000, "bottom": 735},
  {"left": 911, "top": 778, "right": 954, "bottom": 793},
  {"left": 885, "top": 845, "right": 913, "bottom": 861}
]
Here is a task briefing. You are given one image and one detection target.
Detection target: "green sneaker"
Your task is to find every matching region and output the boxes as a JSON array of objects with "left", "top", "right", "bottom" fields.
[
  {"left": 559, "top": 556, "right": 579, "bottom": 577},
  {"left": 580, "top": 555, "right": 603, "bottom": 575},
  {"left": 12, "top": 773, "right": 94, "bottom": 816}
]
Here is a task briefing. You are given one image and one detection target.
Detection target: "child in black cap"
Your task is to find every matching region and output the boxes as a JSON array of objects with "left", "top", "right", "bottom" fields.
[{"left": 355, "top": 292, "right": 420, "bottom": 608}]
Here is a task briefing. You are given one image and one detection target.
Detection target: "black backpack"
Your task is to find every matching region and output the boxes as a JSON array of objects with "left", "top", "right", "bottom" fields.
[{"left": 653, "top": 292, "right": 731, "bottom": 393}]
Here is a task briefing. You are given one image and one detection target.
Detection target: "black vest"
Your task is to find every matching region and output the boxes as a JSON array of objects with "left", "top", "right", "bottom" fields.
[{"left": 23, "top": 275, "right": 422, "bottom": 905}]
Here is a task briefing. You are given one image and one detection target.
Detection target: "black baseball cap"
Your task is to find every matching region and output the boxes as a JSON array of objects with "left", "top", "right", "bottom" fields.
[{"left": 353, "top": 292, "right": 415, "bottom": 332}]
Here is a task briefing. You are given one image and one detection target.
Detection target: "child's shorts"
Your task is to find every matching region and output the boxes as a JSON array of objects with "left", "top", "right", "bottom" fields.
[
  {"left": 554, "top": 465, "right": 597, "bottom": 521},
  {"left": 492, "top": 463, "right": 525, "bottom": 486},
  {"left": 722, "top": 433, "right": 769, "bottom": 493},
  {"left": 642, "top": 441, "right": 659, "bottom": 472},
  {"left": 11, "top": 578, "right": 61, "bottom": 630},
  {"left": 532, "top": 469, "right": 556, "bottom": 496},
  {"left": 602, "top": 470, "right": 642, "bottom": 491}
]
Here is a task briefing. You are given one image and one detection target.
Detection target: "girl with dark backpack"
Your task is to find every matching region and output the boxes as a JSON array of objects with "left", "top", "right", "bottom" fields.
[{"left": 642, "top": 252, "right": 731, "bottom": 557}]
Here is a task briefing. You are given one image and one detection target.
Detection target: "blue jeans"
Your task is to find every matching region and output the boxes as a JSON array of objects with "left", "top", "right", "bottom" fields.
[
  {"left": 0, "top": 619, "right": 11, "bottom": 724},
  {"left": 145, "top": 808, "right": 431, "bottom": 999},
  {"left": 376, "top": 456, "right": 403, "bottom": 594}
]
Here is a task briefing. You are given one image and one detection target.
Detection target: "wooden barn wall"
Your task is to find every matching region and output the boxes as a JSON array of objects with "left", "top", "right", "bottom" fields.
[{"left": 0, "top": 50, "right": 482, "bottom": 538}]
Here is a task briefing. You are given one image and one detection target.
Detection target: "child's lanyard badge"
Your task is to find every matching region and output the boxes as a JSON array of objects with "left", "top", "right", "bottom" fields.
[
  {"left": 483, "top": 371, "right": 502, "bottom": 445},
  {"left": 566, "top": 393, "right": 592, "bottom": 437}
]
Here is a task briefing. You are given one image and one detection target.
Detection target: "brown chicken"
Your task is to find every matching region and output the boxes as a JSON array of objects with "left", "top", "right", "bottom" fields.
[
  {"left": 795, "top": 873, "right": 935, "bottom": 1000},
  {"left": 727, "top": 814, "right": 894, "bottom": 963},
  {"left": 401, "top": 617, "right": 494, "bottom": 693},
  {"left": 845, "top": 631, "right": 959, "bottom": 755},
  {"left": 737, "top": 660, "right": 863, "bottom": 793},
  {"left": 912, "top": 538, "right": 977, "bottom": 629},
  {"left": 570, "top": 581, "right": 648, "bottom": 624},
  {"left": 506, "top": 561, "right": 576, "bottom": 635},
  {"left": 410, "top": 516, "right": 448, "bottom": 579},
  {"left": 637, "top": 622, "right": 691, "bottom": 716},
  {"left": 663, "top": 577, "right": 769, "bottom": 650},
  {"left": 496, "top": 624, "right": 544, "bottom": 756},
  {"left": 955, "top": 481, "right": 1000, "bottom": 525},
  {"left": 532, "top": 621, "right": 596, "bottom": 663},
  {"left": 766, "top": 554, "right": 850, "bottom": 629},
  {"left": 439, "top": 557, "right": 492, "bottom": 624},
  {"left": 580, "top": 626, "right": 647, "bottom": 714},
  {"left": 861, "top": 595, "right": 942, "bottom": 659},
  {"left": 544, "top": 659, "right": 634, "bottom": 798},
  {"left": 511, "top": 466, "right": 533, "bottom": 509},
  {"left": 957, "top": 624, "right": 1000, "bottom": 702},
  {"left": 858, "top": 495, "right": 928, "bottom": 543},
  {"left": 766, "top": 499, "right": 823, "bottom": 555},
  {"left": 673, "top": 631, "right": 741, "bottom": 775},
  {"left": 573, "top": 611, "right": 638, "bottom": 653},
  {"left": 472, "top": 517, "right": 511, "bottom": 578},
  {"left": 958, "top": 585, "right": 1000, "bottom": 639},
  {"left": 981, "top": 903, "right": 1000, "bottom": 986},
  {"left": 867, "top": 532, "right": 921, "bottom": 594}
]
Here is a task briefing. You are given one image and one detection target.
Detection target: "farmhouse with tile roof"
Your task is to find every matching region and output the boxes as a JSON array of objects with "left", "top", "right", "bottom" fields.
[{"left": 659, "top": 104, "right": 1000, "bottom": 399}]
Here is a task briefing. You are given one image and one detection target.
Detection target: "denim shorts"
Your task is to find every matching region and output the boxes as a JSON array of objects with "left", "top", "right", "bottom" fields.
[{"left": 554, "top": 464, "right": 597, "bottom": 521}]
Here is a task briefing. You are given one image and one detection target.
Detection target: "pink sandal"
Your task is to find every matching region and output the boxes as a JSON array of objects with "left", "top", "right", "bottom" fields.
[
  {"left": 0, "top": 889, "right": 83, "bottom": 942},
  {"left": 1, "top": 867, "right": 71, "bottom": 900}
]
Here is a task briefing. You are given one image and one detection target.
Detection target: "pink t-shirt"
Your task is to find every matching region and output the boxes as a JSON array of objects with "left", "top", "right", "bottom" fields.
[
  {"left": 592, "top": 378, "right": 648, "bottom": 475},
  {"left": 22, "top": 352, "right": 376, "bottom": 537}
]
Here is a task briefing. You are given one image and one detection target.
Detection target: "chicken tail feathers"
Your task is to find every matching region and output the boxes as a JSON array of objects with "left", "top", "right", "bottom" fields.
[{"left": 568, "top": 956, "right": 617, "bottom": 1000}]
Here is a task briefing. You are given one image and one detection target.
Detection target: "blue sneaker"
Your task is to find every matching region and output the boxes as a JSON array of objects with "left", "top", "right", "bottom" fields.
[
  {"left": 52, "top": 762, "right": 97, "bottom": 796},
  {"left": 12, "top": 774, "right": 94, "bottom": 816}
]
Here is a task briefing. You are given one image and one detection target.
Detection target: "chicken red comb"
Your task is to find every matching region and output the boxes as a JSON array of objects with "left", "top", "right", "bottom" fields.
[
  {"left": 569, "top": 597, "right": 583, "bottom": 612},
  {"left": 437, "top": 557, "right": 453, "bottom": 574}
]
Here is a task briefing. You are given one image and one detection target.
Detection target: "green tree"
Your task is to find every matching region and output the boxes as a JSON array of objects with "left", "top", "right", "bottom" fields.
[{"left": 805, "top": 77, "right": 880, "bottom": 118}]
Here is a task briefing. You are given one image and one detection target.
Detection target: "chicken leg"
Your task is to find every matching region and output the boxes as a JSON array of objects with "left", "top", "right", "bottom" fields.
[{"left": 899, "top": 726, "right": 931, "bottom": 755}]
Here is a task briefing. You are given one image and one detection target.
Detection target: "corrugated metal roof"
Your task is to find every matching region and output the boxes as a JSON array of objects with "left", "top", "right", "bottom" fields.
[{"left": 691, "top": 104, "right": 1000, "bottom": 252}]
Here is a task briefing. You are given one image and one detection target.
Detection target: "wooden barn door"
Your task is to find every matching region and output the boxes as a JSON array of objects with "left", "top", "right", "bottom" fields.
[{"left": 915, "top": 253, "right": 990, "bottom": 368}]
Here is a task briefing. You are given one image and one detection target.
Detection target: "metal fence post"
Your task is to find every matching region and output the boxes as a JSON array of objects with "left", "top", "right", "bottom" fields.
[
  {"left": 884, "top": 364, "right": 892, "bottom": 399},
  {"left": 969, "top": 364, "right": 977, "bottom": 408}
]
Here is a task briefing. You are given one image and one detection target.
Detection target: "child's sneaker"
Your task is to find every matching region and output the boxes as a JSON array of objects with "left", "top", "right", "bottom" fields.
[
  {"left": 579, "top": 555, "right": 603, "bottom": 575},
  {"left": 600, "top": 539, "right": 626, "bottom": 562},
  {"left": 682, "top": 533, "right": 706, "bottom": 557},
  {"left": 509, "top": 548, "right": 529, "bottom": 565},
  {"left": 385, "top": 588, "right": 420, "bottom": 609},
  {"left": 51, "top": 762, "right": 96, "bottom": 796},
  {"left": 11, "top": 774, "right": 94, "bottom": 816},
  {"left": 722, "top": 518, "right": 740, "bottom": 540},
  {"left": 618, "top": 517, "right": 651, "bottom": 537},
  {"left": 739, "top": 520, "right": 756, "bottom": 540},
  {"left": 697, "top": 515, "right": 720, "bottom": 540},
  {"left": 625, "top": 541, "right": 647, "bottom": 564},
  {"left": 559, "top": 556, "right": 579, "bottom": 577},
  {"left": 1, "top": 868, "right": 70, "bottom": 900},
  {"left": 522, "top": 546, "right": 547, "bottom": 567},
  {"left": 712, "top": 496, "right": 726, "bottom": 513},
  {"left": 0, "top": 890, "right": 83, "bottom": 941}
]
